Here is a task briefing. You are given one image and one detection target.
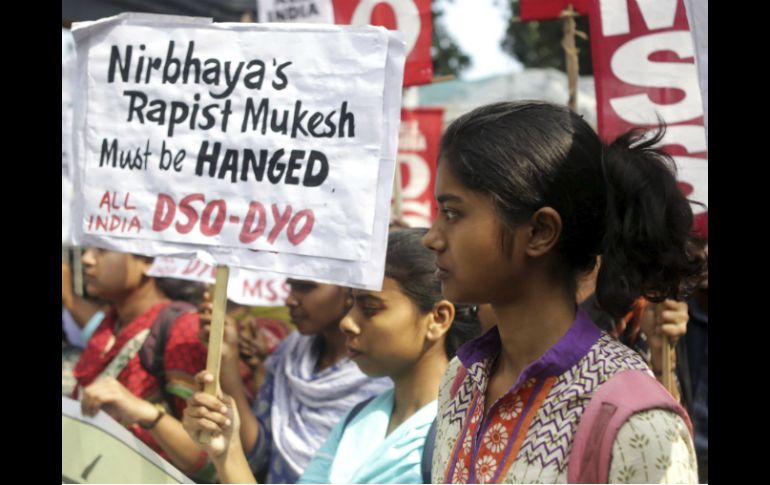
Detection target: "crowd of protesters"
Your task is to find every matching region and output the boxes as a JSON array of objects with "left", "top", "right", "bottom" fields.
[{"left": 62, "top": 100, "right": 708, "bottom": 484}]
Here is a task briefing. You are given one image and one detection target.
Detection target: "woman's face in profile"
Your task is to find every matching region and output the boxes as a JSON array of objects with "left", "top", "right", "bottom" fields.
[
  {"left": 81, "top": 248, "right": 148, "bottom": 301},
  {"left": 284, "top": 279, "right": 350, "bottom": 335}
]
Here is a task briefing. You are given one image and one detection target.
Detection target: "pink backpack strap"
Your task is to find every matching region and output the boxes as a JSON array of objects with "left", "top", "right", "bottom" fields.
[
  {"left": 450, "top": 365, "right": 469, "bottom": 397},
  {"left": 567, "top": 369, "right": 693, "bottom": 484}
]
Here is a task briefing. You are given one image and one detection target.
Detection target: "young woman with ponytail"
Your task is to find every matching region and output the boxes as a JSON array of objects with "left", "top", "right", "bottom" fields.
[{"left": 422, "top": 101, "right": 706, "bottom": 483}]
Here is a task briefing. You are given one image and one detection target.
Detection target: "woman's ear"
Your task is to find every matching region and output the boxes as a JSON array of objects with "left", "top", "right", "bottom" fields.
[
  {"left": 425, "top": 300, "right": 455, "bottom": 343},
  {"left": 525, "top": 207, "right": 562, "bottom": 258}
]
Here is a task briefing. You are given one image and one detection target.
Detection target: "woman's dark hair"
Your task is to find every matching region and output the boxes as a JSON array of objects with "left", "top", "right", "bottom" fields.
[
  {"left": 155, "top": 277, "right": 206, "bottom": 306},
  {"left": 385, "top": 228, "right": 481, "bottom": 358},
  {"left": 440, "top": 101, "right": 706, "bottom": 319}
]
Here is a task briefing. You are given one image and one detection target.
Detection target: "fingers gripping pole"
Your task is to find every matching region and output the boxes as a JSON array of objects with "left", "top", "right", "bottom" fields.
[{"left": 198, "top": 265, "right": 230, "bottom": 444}]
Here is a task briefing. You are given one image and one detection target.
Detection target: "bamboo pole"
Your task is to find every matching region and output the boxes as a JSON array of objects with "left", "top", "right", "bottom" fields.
[
  {"left": 561, "top": 5, "right": 580, "bottom": 111},
  {"left": 198, "top": 265, "right": 230, "bottom": 444}
]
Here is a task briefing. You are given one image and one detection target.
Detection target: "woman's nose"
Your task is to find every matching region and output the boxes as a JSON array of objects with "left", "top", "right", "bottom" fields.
[{"left": 339, "top": 314, "right": 360, "bottom": 336}]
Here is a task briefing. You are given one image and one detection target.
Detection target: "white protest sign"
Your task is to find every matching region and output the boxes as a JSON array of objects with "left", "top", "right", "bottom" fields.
[
  {"left": 62, "top": 396, "right": 193, "bottom": 483},
  {"left": 258, "top": 0, "right": 334, "bottom": 23},
  {"left": 147, "top": 256, "right": 290, "bottom": 306},
  {"left": 147, "top": 256, "right": 217, "bottom": 282},
  {"left": 230, "top": 269, "right": 290, "bottom": 306},
  {"left": 63, "top": 29, "right": 77, "bottom": 244},
  {"left": 207, "top": 24, "right": 404, "bottom": 290},
  {"left": 81, "top": 23, "right": 384, "bottom": 260},
  {"left": 683, "top": 0, "right": 707, "bottom": 144},
  {"left": 70, "top": 14, "right": 405, "bottom": 290}
]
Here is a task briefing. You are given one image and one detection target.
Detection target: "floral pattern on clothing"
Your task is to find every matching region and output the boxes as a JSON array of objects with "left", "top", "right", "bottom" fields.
[
  {"left": 475, "top": 455, "right": 498, "bottom": 483},
  {"left": 433, "top": 324, "right": 698, "bottom": 484},
  {"left": 484, "top": 423, "right": 509, "bottom": 453},
  {"left": 452, "top": 461, "right": 469, "bottom": 484},
  {"left": 499, "top": 395, "right": 523, "bottom": 420},
  {"left": 609, "top": 409, "right": 698, "bottom": 483}
]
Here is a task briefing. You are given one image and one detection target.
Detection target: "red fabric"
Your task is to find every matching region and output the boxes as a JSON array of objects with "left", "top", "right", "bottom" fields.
[
  {"left": 613, "top": 297, "right": 647, "bottom": 345},
  {"left": 519, "top": 0, "right": 589, "bottom": 21},
  {"left": 253, "top": 317, "right": 291, "bottom": 354},
  {"left": 72, "top": 302, "right": 207, "bottom": 462},
  {"left": 586, "top": 0, "right": 707, "bottom": 233},
  {"left": 398, "top": 108, "right": 443, "bottom": 227},
  {"left": 693, "top": 212, "right": 708, "bottom": 240}
]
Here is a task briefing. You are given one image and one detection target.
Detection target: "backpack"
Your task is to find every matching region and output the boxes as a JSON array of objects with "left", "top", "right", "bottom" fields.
[
  {"left": 567, "top": 369, "right": 693, "bottom": 483},
  {"left": 138, "top": 301, "right": 196, "bottom": 416},
  {"left": 448, "top": 365, "right": 692, "bottom": 484},
  {"left": 343, "top": 396, "right": 438, "bottom": 484}
]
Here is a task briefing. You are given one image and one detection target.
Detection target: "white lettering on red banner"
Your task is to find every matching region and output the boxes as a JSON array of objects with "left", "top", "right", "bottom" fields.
[{"left": 588, "top": 0, "right": 707, "bottom": 224}]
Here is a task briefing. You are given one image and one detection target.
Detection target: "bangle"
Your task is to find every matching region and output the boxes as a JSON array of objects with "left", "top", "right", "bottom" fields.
[{"left": 139, "top": 404, "right": 166, "bottom": 430}]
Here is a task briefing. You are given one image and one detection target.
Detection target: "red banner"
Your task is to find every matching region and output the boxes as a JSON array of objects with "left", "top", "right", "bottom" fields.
[
  {"left": 396, "top": 108, "right": 443, "bottom": 227},
  {"left": 587, "top": 0, "right": 707, "bottom": 234},
  {"left": 519, "top": 0, "right": 589, "bottom": 21},
  {"left": 333, "top": 0, "right": 433, "bottom": 86}
]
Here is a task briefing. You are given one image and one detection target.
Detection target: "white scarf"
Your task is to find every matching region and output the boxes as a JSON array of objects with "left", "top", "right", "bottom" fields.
[{"left": 269, "top": 332, "right": 392, "bottom": 476}]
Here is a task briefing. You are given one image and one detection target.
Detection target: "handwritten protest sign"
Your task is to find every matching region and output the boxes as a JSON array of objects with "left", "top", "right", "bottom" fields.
[
  {"left": 147, "top": 256, "right": 217, "bottom": 282},
  {"left": 147, "top": 256, "right": 290, "bottom": 306},
  {"left": 63, "top": 29, "right": 77, "bottom": 244},
  {"left": 69, "top": 13, "right": 405, "bottom": 290},
  {"left": 62, "top": 396, "right": 192, "bottom": 484}
]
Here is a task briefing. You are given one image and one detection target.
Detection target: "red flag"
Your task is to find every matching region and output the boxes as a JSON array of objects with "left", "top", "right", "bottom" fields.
[
  {"left": 397, "top": 108, "right": 443, "bottom": 227},
  {"left": 519, "top": 0, "right": 589, "bottom": 21},
  {"left": 587, "top": 0, "right": 707, "bottom": 232}
]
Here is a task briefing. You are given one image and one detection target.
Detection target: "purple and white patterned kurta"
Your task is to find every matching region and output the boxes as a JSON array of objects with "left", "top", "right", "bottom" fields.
[{"left": 431, "top": 308, "right": 698, "bottom": 483}]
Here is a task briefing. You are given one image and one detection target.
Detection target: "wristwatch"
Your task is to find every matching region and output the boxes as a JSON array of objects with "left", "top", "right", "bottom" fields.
[{"left": 139, "top": 403, "right": 167, "bottom": 430}]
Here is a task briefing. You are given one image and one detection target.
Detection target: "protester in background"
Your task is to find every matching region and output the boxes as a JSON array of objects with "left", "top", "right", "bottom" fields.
[
  {"left": 62, "top": 258, "right": 108, "bottom": 345},
  {"left": 578, "top": 258, "right": 690, "bottom": 401},
  {"left": 199, "top": 300, "right": 291, "bottom": 405},
  {"left": 577, "top": 237, "right": 708, "bottom": 484},
  {"left": 421, "top": 101, "right": 707, "bottom": 483},
  {"left": 683, "top": 242, "right": 708, "bottom": 483},
  {"left": 299, "top": 228, "right": 480, "bottom": 483},
  {"left": 62, "top": 257, "right": 109, "bottom": 396},
  {"left": 183, "top": 228, "right": 481, "bottom": 484},
  {"left": 71, "top": 248, "right": 213, "bottom": 482},
  {"left": 193, "top": 278, "right": 391, "bottom": 483}
]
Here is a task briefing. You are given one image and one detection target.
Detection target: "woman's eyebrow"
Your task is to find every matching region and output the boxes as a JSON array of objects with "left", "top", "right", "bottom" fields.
[
  {"left": 352, "top": 292, "right": 384, "bottom": 303},
  {"left": 437, "top": 194, "right": 463, "bottom": 204}
]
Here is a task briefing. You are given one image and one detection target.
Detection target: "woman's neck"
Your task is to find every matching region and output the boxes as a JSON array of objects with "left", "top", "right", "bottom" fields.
[
  {"left": 388, "top": 345, "right": 448, "bottom": 436},
  {"left": 113, "top": 282, "right": 168, "bottom": 332},
  {"left": 315, "top": 323, "right": 348, "bottom": 372},
  {"left": 491, "top": 279, "right": 576, "bottom": 384}
]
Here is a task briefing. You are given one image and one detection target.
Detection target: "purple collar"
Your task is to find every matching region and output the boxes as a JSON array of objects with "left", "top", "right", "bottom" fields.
[{"left": 456, "top": 306, "right": 601, "bottom": 391}]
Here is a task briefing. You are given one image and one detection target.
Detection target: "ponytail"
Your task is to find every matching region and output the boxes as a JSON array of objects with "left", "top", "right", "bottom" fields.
[{"left": 596, "top": 127, "right": 706, "bottom": 318}]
